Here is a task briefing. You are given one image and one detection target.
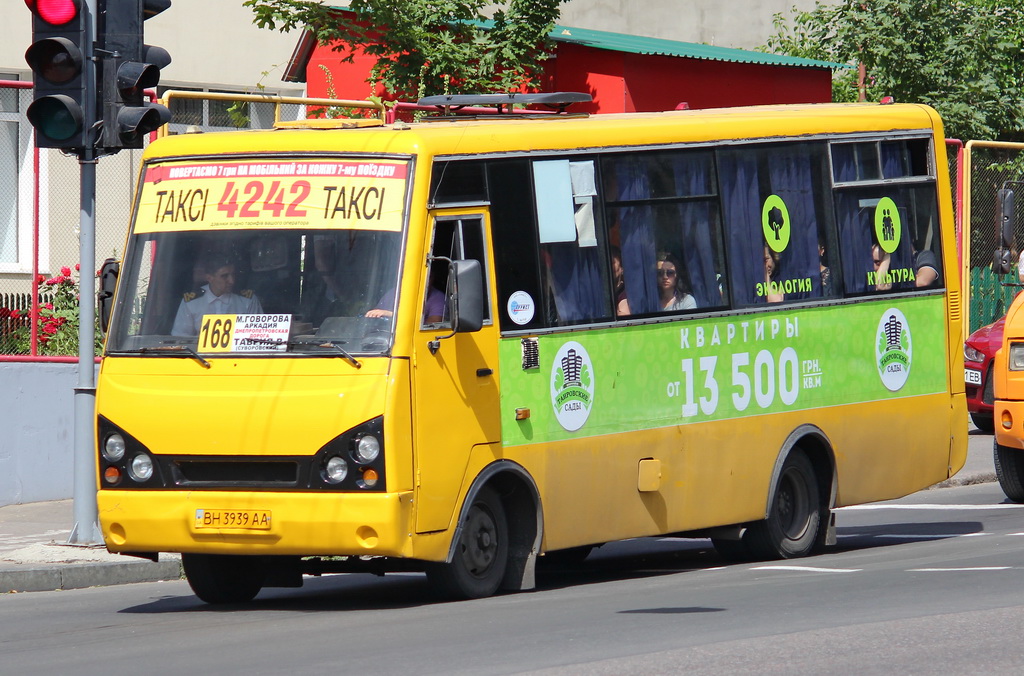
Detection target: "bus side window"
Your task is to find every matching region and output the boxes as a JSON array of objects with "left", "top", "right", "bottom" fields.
[
  {"left": 534, "top": 159, "right": 611, "bottom": 327},
  {"left": 719, "top": 143, "right": 831, "bottom": 306}
]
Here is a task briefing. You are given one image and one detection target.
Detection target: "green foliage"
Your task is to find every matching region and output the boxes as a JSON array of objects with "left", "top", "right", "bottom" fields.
[
  {"left": 761, "top": 1, "right": 1024, "bottom": 141},
  {"left": 244, "top": 0, "right": 568, "bottom": 100}
]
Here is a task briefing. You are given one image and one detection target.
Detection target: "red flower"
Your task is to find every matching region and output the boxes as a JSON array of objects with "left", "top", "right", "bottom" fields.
[
  {"left": 60, "top": 266, "right": 72, "bottom": 277},
  {"left": 9, "top": 309, "right": 19, "bottom": 318},
  {"left": 42, "top": 322, "right": 58, "bottom": 335},
  {"left": 35, "top": 274, "right": 46, "bottom": 285},
  {"left": 0, "top": 308, "right": 8, "bottom": 318},
  {"left": 74, "top": 263, "right": 80, "bottom": 272},
  {"left": 44, "top": 303, "right": 54, "bottom": 310}
]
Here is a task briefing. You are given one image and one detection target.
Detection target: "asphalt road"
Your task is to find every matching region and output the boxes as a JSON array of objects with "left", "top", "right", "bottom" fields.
[{"left": 3, "top": 481, "right": 1024, "bottom": 675}]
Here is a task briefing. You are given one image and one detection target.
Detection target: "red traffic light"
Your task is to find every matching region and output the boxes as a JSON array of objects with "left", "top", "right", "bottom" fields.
[
  {"left": 25, "top": 0, "right": 79, "bottom": 26},
  {"left": 25, "top": 36, "right": 83, "bottom": 84}
]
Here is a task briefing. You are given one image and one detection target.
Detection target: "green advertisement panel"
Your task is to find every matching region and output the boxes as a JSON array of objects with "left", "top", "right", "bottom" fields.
[{"left": 498, "top": 296, "right": 948, "bottom": 447}]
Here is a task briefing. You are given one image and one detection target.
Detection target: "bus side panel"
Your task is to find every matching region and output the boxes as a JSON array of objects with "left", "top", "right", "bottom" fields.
[{"left": 499, "top": 296, "right": 953, "bottom": 547}]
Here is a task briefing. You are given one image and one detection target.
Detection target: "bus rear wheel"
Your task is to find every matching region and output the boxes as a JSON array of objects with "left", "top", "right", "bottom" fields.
[
  {"left": 427, "top": 486, "right": 508, "bottom": 600},
  {"left": 745, "top": 450, "right": 820, "bottom": 560},
  {"left": 182, "top": 553, "right": 266, "bottom": 604},
  {"left": 994, "top": 441, "right": 1024, "bottom": 502}
]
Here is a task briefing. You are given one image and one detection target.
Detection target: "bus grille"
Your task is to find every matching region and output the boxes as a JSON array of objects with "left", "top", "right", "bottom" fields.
[{"left": 173, "top": 460, "right": 299, "bottom": 486}]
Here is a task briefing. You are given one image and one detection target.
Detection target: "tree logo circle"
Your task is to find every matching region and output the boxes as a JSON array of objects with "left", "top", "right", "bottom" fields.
[{"left": 762, "top": 195, "right": 791, "bottom": 253}]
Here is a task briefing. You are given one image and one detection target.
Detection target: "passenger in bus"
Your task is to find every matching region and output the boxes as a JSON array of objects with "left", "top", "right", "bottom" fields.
[
  {"left": 656, "top": 252, "right": 696, "bottom": 311},
  {"left": 819, "top": 238, "right": 833, "bottom": 296},
  {"left": 171, "top": 253, "right": 263, "bottom": 336},
  {"left": 611, "top": 247, "right": 631, "bottom": 316},
  {"left": 913, "top": 243, "right": 939, "bottom": 288},
  {"left": 763, "top": 245, "right": 784, "bottom": 303},
  {"left": 871, "top": 242, "right": 892, "bottom": 291}
]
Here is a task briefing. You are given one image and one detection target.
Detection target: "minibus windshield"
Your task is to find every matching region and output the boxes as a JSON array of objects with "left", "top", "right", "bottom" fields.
[{"left": 107, "top": 228, "right": 403, "bottom": 355}]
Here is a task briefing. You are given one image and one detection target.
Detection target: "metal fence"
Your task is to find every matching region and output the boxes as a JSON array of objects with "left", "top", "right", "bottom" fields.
[
  {"left": 963, "top": 141, "right": 1024, "bottom": 334},
  {"left": 0, "top": 83, "right": 380, "bottom": 358}
]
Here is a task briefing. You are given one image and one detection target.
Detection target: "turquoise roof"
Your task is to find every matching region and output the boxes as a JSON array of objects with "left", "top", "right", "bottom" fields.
[{"left": 547, "top": 24, "right": 845, "bottom": 70}]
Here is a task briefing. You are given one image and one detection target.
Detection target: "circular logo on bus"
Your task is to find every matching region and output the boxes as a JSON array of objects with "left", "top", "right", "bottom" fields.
[
  {"left": 507, "top": 290, "right": 536, "bottom": 326},
  {"left": 876, "top": 307, "right": 912, "bottom": 391},
  {"left": 762, "top": 194, "right": 791, "bottom": 253},
  {"left": 874, "top": 197, "right": 902, "bottom": 254},
  {"left": 551, "top": 341, "right": 595, "bottom": 432}
]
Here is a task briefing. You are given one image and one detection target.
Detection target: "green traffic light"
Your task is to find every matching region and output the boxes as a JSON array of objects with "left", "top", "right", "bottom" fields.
[{"left": 26, "top": 94, "right": 83, "bottom": 141}]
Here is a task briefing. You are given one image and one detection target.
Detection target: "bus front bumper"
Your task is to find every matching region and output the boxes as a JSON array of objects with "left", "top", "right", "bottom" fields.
[{"left": 97, "top": 490, "right": 415, "bottom": 558}]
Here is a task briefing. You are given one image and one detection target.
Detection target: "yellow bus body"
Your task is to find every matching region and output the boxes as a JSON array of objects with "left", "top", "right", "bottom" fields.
[{"left": 96, "top": 102, "right": 967, "bottom": 598}]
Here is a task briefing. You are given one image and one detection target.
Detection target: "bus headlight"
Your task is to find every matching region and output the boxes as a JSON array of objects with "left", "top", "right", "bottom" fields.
[
  {"left": 1010, "top": 343, "right": 1024, "bottom": 371},
  {"left": 353, "top": 435, "right": 381, "bottom": 464},
  {"left": 324, "top": 456, "right": 349, "bottom": 484},
  {"left": 128, "top": 454, "right": 154, "bottom": 482},
  {"left": 102, "top": 433, "right": 126, "bottom": 462}
]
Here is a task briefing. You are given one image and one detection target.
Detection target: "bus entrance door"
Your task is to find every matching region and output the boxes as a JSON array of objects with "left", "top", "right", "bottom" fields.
[{"left": 412, "top": 214, "right": 501, "bottom": 533}]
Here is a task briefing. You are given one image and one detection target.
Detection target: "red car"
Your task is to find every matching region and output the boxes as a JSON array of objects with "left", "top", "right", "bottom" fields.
[{"left": 964, "top": 316, "right": 1004, "bottom": 433}]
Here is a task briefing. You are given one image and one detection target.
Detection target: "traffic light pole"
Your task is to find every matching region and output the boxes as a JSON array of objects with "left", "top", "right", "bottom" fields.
[{"left": 70, "top": 0, "right": 101, "bottom": 546}]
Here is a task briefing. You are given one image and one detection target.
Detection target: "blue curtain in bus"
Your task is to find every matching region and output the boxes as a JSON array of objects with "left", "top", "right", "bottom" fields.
[
  {"left": 612, "top": 159, "right": 659, "bottom": 314},
  {"left": 672, "top": 155, "right": 721, "bottom": 308},
  {"left": 719, "top": 151, "right": 762, "bottom": 305},
  {"left": 768, "top": 145, "right": 819, "bottom": 300},
  {"left": 546, "top": 242, "right": 605, "bottom": 324}
]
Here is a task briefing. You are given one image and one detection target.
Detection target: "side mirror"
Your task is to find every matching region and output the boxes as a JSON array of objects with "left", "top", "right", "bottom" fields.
[
  {"left": 98, "top": 258, "right": 120, "bottom": 333},
  {"left": 429, "top": 258, "right": 483, "bottom": 354},
  {"left": 995, "top": 249, "right": 1013, "bottom": 275},
  {"left": 999, "top": 188, "right": 1016, "bottom": 249},
  {"left": 451, "top": 259, "right": 483, "bottom": 334}
]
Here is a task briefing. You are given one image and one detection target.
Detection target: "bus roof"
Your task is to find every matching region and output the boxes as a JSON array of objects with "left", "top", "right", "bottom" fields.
[{"left": 143, "top": 102, "right": 943, "bottom": 163}]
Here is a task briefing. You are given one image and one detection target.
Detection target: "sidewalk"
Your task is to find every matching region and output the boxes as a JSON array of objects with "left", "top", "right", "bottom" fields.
[
  {"left": 0, "top": 428, "right": 998, "bottom": 594},
  {"left": 0, "top": 500, "right": 181, "bottom": 594}
]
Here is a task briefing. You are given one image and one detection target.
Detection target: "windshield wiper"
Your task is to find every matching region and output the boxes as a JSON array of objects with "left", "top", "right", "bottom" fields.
[
  {"left": 289, "top": 339, "right": 362, "bottom": 369},
  {"left": 115, "top": 345, "right": 212, "bottom": 369}
]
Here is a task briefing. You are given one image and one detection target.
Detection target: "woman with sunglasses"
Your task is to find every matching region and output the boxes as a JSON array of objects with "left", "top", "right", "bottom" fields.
[{"left": 656, "top": 251, "right": 696, "bottom": 311}]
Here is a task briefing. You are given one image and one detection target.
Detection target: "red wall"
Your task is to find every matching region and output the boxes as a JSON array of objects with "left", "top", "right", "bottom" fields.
[
  {"left": 304, "top": 40, "right": 833, "bottom": 112},
  {"left": 547, "top": 44, "right": 832, "bottom": 114}
]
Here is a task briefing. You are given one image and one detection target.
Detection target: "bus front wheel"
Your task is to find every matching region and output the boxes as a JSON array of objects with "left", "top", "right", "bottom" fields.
[
  {"left": 746, "top": 450, "right": 820, "bottom": 559},
  {"left": 427, "top": 486, "right": 509, "bottom": 599},
  {"left": 994, "top": 441, "right": 1024, "bottom": 502},
  {"left": 182, "top": 553, "right": 266, "bottom": 604}
]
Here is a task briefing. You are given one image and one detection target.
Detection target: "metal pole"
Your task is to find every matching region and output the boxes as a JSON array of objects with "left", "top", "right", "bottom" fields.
[{"left": 69, "top": 0, "right": 101, "bottom": 545}]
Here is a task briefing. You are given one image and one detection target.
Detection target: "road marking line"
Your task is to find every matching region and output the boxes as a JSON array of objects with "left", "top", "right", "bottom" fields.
[
  {"left": 838, "top": 504, "right": 1024, "bottom": 511},
  {"left": 850, "top": 534, "right": 962, "bottom": 539},
  {"left": 908, "top": 567, "right": 1011, "bottom": 572},
  {"left": 750, "top": 565, "right": 861, "bottom": 573}
]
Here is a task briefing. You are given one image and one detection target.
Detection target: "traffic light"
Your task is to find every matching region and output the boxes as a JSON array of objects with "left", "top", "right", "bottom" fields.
[
  {"left": 96, "top": 0, "right": 172, "bottom": 151},
  {"left": 24, "top": 0, "right": 90, "bottom": 150}
]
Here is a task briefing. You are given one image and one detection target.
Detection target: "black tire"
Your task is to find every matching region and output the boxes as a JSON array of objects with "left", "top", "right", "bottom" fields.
[
  {"left": 745, "top": 450, "right": 821, "bottom": 560},
  {"left": 995, "top": 440, "right": 1024, "bottom": 502},
  {"left": 427, "top": 487, "right": 508, "bottom": 599},
  {"left": 182, "top": 553, "right": 266, "bottom": 604},
  {"left": 971, "top": 413, "right": 995, "bottom": 434}
]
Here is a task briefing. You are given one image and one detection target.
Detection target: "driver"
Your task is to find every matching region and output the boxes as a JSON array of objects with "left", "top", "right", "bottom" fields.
[
  {"left": 171, "top": 254, "right": 263, "bottom": 336},
  {"left": 366, "top": 284, "right": 444, "bottom": 324}
]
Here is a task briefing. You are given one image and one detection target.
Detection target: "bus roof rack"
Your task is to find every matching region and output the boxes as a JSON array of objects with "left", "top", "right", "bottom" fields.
[{"left": 416, "top": 92, "right": 592, "bottom": 115}]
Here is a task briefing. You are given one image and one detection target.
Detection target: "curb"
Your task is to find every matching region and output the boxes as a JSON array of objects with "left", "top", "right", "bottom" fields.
[{"left": 0, "top": 559, "right": 182, "bottom": 594}]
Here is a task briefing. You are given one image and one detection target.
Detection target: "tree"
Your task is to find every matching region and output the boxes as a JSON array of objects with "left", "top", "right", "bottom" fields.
[
  {"left": 762, "top": 1, "right": 1024, "bottom": 141},
  {"left": 244, "top": 0, "right": 569, "bottom": 101}
]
